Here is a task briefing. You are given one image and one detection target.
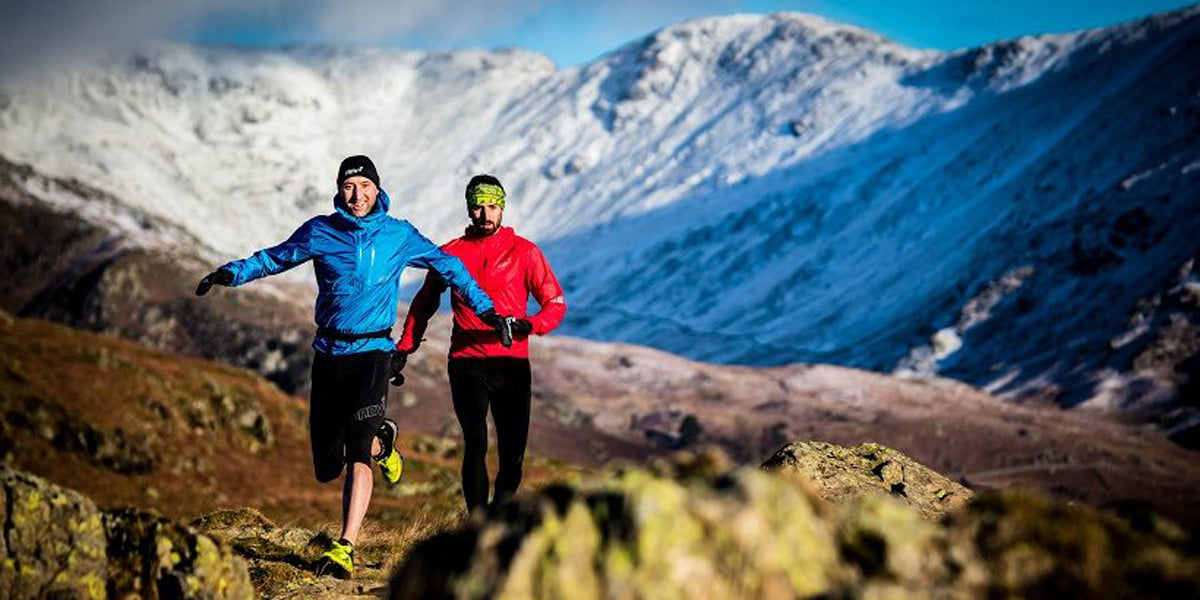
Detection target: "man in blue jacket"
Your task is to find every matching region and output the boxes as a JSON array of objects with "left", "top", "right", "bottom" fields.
[{"left": 195, "top": 155, "right": 506, "bottom": 579}]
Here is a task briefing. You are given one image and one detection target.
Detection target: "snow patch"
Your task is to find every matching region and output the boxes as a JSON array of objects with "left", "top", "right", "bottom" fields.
[{"left": 894, "top": 267, "right": 1034, "bottom": 378}]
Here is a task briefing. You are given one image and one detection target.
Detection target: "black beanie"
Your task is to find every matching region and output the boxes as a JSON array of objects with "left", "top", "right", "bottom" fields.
[{"left": 337, "top": 155, "right": 381, "bottom": 189}]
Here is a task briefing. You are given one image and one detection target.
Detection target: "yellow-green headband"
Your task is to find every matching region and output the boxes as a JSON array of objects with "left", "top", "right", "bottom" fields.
[{"left": 466, "top": 183, "right": 506, "bottom": 208}]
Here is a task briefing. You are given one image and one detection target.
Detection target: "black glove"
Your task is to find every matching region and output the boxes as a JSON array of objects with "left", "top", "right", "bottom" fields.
[
  {"left": 195, "top": 268, "right": 234, "bottom": 296},
  {"left": 478, "top": 309, "right": 513, "bottom": 348},
  {"left": 389, "top": 352, "right": 406, "bottom": 386},
  {"left": 511, "top": 319, "right": 533, "bottom": 337}
]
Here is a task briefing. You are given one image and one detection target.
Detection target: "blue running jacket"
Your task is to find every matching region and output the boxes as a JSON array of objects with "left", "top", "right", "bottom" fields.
[{"left": 221, "top": 190, "right": 494, "bottom": 355}]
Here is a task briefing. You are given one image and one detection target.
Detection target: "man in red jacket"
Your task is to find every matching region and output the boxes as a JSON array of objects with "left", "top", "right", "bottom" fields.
[{"left": 397, "top": 174, "right": 566, "bottom": 512}]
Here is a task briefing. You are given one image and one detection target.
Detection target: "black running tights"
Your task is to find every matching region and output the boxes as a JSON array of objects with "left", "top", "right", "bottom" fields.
[{"left": 447, "top": 358, "right": 531, "bottom": 512}]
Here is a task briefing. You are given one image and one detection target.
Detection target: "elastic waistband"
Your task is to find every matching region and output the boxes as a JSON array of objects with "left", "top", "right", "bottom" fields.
[
  {"left": 448, "top": 356, "right": 531, "bottom": 364},
  {"left": 316, "top": 327, "right": 392, "bottom": 342}
]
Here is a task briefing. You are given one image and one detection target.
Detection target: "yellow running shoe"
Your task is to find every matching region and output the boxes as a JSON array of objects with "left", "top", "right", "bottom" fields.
[
  {"left": 375, "top": 418, "right": 403, "bottom": 485},
  {"left": 315, "top": 538, "right": 354, "bottom": 580}
]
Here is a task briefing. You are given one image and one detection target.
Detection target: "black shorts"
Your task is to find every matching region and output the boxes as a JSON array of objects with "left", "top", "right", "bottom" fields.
[{"left": 309, "top": 350, "right": 391, "bottom": 482}]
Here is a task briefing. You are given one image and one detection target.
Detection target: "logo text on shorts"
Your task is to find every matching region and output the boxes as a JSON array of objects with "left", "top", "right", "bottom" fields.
[{"left": 355, "top": 404, "right": 384, "bottom": 421}]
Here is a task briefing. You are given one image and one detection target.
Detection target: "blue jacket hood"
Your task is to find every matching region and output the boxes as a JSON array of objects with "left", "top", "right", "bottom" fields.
[{"left": 333, "top": 188, "right": 391, "bottom": 228}]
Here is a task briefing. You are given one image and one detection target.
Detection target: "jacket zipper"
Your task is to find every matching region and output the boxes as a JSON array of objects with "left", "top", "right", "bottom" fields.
[
  {"left": 355, "top": 232, "right": 366, "bottom": 290},
  {"left": 369, "top": 244, "right": 376, "bottom": 283}
]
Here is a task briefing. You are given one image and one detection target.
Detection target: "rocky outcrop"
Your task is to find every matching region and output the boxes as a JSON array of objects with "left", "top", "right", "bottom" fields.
[
  {"left": 179, "top": 379, "right": 276, "bottom": 453},
  {"left": 0, "top": 392, "right": 157, "bottom": 475},
  {"left": 388, "top": 445, "right": 1200, "bottom": 599},
  {"left": 0, "top": 176, "right": 109, "bottom": 313},
  {"left": 761, "top": 441, "right": 973, "bottom": 520},
  {"left": 103, "top": 509, "right": 255, "bottom": 600},
  {"left": 192, "top": 508, "right": 328, "bottom": 598},
  {"left": 1122, "top": 259, "right": 1200, "bottom": 448},
  {"left": 391, "top": 452, "right": 848, "bottom": 600},
  {"left": 0, "top": 469, "right": 107, "bottom": 599},
  {"left": 0, "top": 186, "right": 315, "bottom": 396},
  {"left": 194, "top": 507, "right": 407, "bottom": 599},
  {"left": 943, "top": 492, "right": 1200, "bottom": 599},
  {"left": 0, "top": 468, "right": 253, "bottom": 600},
  {"left": 20, "top": 248, "right": 315, "bottom": 395}
]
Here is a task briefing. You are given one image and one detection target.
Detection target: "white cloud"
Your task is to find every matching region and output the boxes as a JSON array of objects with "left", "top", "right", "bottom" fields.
[
  {"left": 307, "top": 0, "right": 549, "bottom": 43},
  {"left": 0, "top": 0, "right": 813, "bottom": 72},
  {"left": 0, "top": 0, "right": 559, "bottom": 65},
  {"left": 0, "top": 0, "right": 239, "bottom": 71},
  {"left": 0, "top": 0, "right": 551, "bottom": 71}
]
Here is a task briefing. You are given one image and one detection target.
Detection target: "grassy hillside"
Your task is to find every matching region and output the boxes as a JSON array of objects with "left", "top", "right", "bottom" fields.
[{"left": 0, "top": 309, "right": 592, "bottom": 595}]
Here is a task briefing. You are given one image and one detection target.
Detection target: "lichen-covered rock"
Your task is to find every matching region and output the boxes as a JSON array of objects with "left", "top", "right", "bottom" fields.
[
  {"left": 0, "top": 468, "right": 107, "bottom": 599},
  {"left": 390, "top": 460, "right": 849, "bottom": 600},
  {"left": 389, "top": 443, "right": 1200, "bottom": 599},
  {"left": 761, "top": 441, "right": 973, "bottom": 520},
  {"left": 193, "top": 507, "right": 361, "bottom": 599},
  {"left": 0, "top": 468, "right": 254, "bottom": 600},
  {"left": 195, "top": 506, "right": 416, "bottom": 599},
  {"left": 833, "top": 494, "right": 952, "bottom": 598},
  {"left": 193, "top": 507, "right": 326, "bottom": 568},
  {"left": 944, "top": 491, "right": 1200, "bottom": 598},
  {"left": 104, "top": 509, "right": 255, "bottom": 600}
]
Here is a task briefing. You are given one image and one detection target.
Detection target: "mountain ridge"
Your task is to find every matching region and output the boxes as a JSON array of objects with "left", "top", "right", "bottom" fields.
[{"left": 1, "top": 6, "right": 1197, "bottom": 411}]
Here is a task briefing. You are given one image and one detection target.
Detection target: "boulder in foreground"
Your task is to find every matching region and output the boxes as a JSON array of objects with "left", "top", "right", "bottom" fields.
[
  {"left": 389, "top": 442, "right": 1200, "bottom": 599},
  {"left": 0, "top": 468, "right": 254, "bottom": 600}
]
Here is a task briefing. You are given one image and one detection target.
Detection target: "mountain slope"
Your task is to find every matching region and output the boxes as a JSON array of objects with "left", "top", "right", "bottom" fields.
[
  {"left": 541, "top": 8, "right": 1200, "bottom": 408},
  {"left": 0, "top": 7, "right": 1197, "bottom": 410}
]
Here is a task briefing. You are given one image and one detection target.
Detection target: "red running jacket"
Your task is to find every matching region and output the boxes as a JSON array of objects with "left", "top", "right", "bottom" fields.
[{"left": 397, "top": 226, "right": 566, "bottom": 358}]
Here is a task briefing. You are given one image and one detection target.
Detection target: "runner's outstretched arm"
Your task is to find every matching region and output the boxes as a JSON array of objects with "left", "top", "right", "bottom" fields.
[
  {"left": 221, "top": 219, "right": 318, "bottom": 285},
  {"left": 396, "top": 272, "right": 446, "bottom": 354}
]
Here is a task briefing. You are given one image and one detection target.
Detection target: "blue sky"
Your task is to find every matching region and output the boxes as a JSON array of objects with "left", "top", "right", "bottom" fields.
[
  {"left": 4, "top": 1, "right": 1196, "bottom": 71},
  {"left": 169, "top": 1, "right": 1199, "bottom": 66}
]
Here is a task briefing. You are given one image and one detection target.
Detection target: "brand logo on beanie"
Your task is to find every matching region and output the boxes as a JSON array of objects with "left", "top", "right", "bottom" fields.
[{"left": 337, "top": 155, "right": 380, "bottom": 188}]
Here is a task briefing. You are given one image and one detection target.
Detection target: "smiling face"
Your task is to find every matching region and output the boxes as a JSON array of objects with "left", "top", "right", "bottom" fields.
[
  {"left": 469, "top": 203, "right": 503, "bottom": 235},
  {"left": 341, "top": 176, "right": 378, "bottom": 218}
]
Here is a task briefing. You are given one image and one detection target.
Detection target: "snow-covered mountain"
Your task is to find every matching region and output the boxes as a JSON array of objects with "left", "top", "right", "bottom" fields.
[{"left": 1, "top": 7, "right": 1197, "bottom": 410}]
